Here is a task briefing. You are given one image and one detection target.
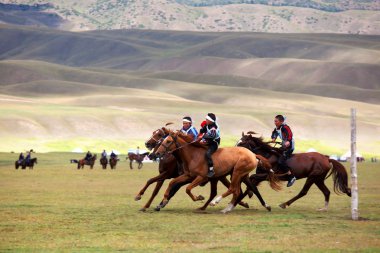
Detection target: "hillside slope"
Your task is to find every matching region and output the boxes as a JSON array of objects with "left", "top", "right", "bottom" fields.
[{"left": 1, "top": 1, "right": 380, "bottom": 34}]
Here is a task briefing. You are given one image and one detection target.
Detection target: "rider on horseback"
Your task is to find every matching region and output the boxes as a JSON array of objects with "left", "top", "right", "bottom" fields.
[
  {"left": 181, "top": 116, "right": 198, "bottom": 141},
  {"left": 199, "top": 113, "right": 220, "bottom": 178},
  {"left": 271, "top": 114, "right": 296, "bottom": 187},
  {"left": 18, "top": 152, "right": 24, "bottom": 164},
  {"left": 25, "top": 149, "right": 32, "bottom": 165},
  {"left": 110, "top": 150, "right": 117, "bottom": 160},
  {"left": 101, "top": 150, "right": 107, "bottom": 159},
  {"left": 85, "top": 151, "right": 92, "bottom": 162}
]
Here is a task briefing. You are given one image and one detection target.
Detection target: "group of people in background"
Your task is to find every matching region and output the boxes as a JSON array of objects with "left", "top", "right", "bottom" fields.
[{"left": 180, "top": 113, "right": 296, "bottom": 187}]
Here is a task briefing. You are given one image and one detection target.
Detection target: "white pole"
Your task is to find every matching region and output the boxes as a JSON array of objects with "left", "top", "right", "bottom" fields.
[{"left": 350, "top": 108, "right": 358, "bottom": 220}]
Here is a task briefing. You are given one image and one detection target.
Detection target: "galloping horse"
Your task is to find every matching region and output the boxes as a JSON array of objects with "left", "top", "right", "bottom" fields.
[
  {"left": 100, "top": 157, "right": 108, "bottom": 169},
  {"left": 74, "top": 154, "right": 97, "bottom": 169},
  {"left": 135, "top": 126, "right": 251, "bottom": 212},
  {"left": 15, "top": 158, "right": 37, "bottom": 169},
  {"left": 153, "top": 130, "right": 281, "bottom": 213},
  {"left": 126, "top": 152, "right": 149, "bottom": 170},
  {"left": 237, "top": 132, "right": 351, "bottom": 211},
  {"left": 109, "top": 157, "right": 118, "bottom": 169}
]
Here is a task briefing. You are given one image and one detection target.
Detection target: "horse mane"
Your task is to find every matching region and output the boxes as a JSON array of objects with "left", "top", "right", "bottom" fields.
[
  {"left": 171, "top": 131, "right": 207, "bottom": 149},
  {"left": 246, "top": 134, "right": 282, "bottom": 156}
]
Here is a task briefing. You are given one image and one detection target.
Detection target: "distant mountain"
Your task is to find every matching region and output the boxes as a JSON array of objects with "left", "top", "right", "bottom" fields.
[{"left": 0, "top": 0, "right": 380, "bottom": 34}]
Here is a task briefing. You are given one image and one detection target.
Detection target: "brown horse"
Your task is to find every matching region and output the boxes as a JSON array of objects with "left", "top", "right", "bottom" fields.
[
  {"left": 15, "top": 158, "right": 37, "bottom": 169},
  {"left": 153, "top": 131, "right": 281, "bottom": 213},
  {"left": 126, "top": 152, "right": 148, "bottom": 170},
  {"left": 100, "top": 157, "right": 108, "bottom": 169},
  {"left": 136, "top": 126, "right": 252, "bottom": 212},
  {"left": 236, "top": 132, "right": 351, "bottom": 211},
  {"left": 109, "top": 157, "right": 118, "bottom": 169},
  {"left": 75, "top": 154, "right": 97, "bottom": 169}
]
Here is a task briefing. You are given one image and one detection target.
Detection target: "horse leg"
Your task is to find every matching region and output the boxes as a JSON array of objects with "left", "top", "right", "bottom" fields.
[
  {"left": 279, "top": 177, "right": 315, "bottom": 209},
  {"left": 160, "top": 174, "right": 193, "bottom": 208},
  {"left": 155, "top": 179, "right": 192, "bottom": 211},
  {"left": 135, "top": 171, "right": 169, "bottom": 200},
  {"left": 185, "top": 175, "right": 208, "bottom": 202},
  {"left": 220, "top": 176, "right": 249, "bottom": 209},
  {"left": 138, "top": 162, "right": 143, "bottom": 169},
  {"left": 242, "top": 176, "right": 271, "bottom": 211},
  {"left": 130, "top": 160, "right": 133, "bottom": 170},
  {"left": 314, "top": 179, "right": 331, "bottom": 211},
  {"left": 198, "top": 178, "right": 218, "bottom": 211},
  {"left": 140, "top": 180, "right": 165, "bottom": 212}
]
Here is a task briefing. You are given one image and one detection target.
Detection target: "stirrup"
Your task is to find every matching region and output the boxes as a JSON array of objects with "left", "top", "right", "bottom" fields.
[
  {"left": 287, "top": 176, "right": 296, "bottom": 187},
  {"left": 207, "top": 167, "right": 215, "bottom": 178}
]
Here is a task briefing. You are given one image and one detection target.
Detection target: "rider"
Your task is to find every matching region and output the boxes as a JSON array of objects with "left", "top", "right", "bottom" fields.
[
  {"left": 198, "top": 113, "right": 220, "bottom": 178},
  {"left": 85, "top": 151, "right": 92, "bottom": 162},
  {"left": 271, "top": 114, "right": 296, "bottom": 187},
  {"left": 101, "top": 150, "right": 107, "bottom": 159},
  {"left": 110, "top": 150, "right": 117, "bottom": 160},
  {"left": 18, "top": 152, "right": 24, "bottom": 164},
  {"left": 181, "top": 116, "right": 198, "bottom": 141},
  {"left": 25, "top": 149, "right": 32, "bottom": 164}
]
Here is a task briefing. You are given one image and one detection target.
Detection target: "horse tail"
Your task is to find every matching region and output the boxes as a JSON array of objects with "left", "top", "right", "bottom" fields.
[
  {"left": 70, "top": 159, "right": 79, "bottom": 163},
  {"left": 329, "top": 159, "right": 351, "bottom": 197},
  {"left": 256, "top": 155, "right": 282, "bottom": 191}
]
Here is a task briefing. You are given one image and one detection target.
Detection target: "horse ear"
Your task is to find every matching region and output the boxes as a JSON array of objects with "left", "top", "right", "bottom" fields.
[
  {"left": 242, "top": 131, "right": 244, "bottom": 137},
  {"left": 165, "top": 122, "right": 174, "bottom": 126},
  {"left": 247, "top": 131, "right": 257, "bottom": 135}
]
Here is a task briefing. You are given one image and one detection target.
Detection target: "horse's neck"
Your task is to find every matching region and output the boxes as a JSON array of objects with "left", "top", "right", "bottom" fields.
[{"left": 174, "top": 140, "right": 203, "bottom": 170}]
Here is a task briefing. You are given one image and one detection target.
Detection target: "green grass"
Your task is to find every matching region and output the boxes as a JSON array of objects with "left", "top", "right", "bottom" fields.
[{"left": 0, "top": 152, "right": 379, "bottom": 252}]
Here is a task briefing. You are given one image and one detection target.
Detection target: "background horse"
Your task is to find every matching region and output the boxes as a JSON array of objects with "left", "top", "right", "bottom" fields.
[
  {"left": 136, "top": 126, "right": 251, "bottom": 212},
  {"left": 15, "top": 158, "right": 37, "bottom": 169},
  {"left": 237, "top": 132, "right": 351, "bottom": 211},
  {"left": 126, "top": 152, "right": 148, "bottom": 170},
  {"left": 153, "top": 131, "right": 280, "bottom": 213},
  {"left": 100, "top": 157, "right": 108, "bottom": 169},
  {"left": 109, "top": 157, "right": 118, "bottom": 169},
  {"left": 72, "top": 154, "right": 97, "bottom": 169}
]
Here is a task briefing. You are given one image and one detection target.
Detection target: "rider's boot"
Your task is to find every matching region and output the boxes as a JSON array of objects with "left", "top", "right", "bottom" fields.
[{"left": 207, "top": 166, "right": 215, "bottom": 178}]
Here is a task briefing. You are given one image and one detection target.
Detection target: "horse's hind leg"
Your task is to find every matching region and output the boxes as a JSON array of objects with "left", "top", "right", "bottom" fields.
[
  {"left": 220, "top": 177, "right": 249, "bottom": 209},
  {"left": 198, "top": 179, "right": 218, "bottom": 211},
  {"left": 279, "top": 177, "right": 315, "bottom": 209},
  {"left": 314, "top": 179, "right": 330, "bottom": 211}
]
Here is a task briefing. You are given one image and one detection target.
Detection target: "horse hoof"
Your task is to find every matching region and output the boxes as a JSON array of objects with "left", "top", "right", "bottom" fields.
[
  {"left": 197, "top": 207, "right": 206, "bottom": 211},
  {"left": 139, "top": 208, "right": 146, "bottom": 212},
  {"left": 240, "top": 202, "right": 249, "bottom": 209},
  {"left": 154, "top": 207, "right": 161, "bottom": 212},
  {"left": 265, "top": 205, "right": 272, "bottom": 212},
  {"left": 317, "top": 207, "right": 328, "bottom": 212},
  {"left": 279, "top": 203, "right": 287, "bottom": 209},
  {"left": 197, "top": 195, "right": 205, "bottom": 201},
  {"left": 135, "top": 195, "right": 141, "bottom": 201}
]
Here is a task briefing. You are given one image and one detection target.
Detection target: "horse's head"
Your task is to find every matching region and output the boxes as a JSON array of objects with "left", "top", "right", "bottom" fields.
[
  {"left": 237, "top": 131, "right": 259, "bottom": 149},
  {"left": 92, "top": 154, "right": 97, "bottom": 161},
  {"left": 152, "top": 130, "right": 183, "bottom": 158},
  {"left": 145, "top": 127, "right": 171, "bottom": 150},
  {"left": 33, "top": 158, "right": 37, "bottom": 164}
]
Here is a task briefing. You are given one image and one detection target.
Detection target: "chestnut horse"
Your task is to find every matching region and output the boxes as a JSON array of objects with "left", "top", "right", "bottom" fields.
[
  {"left": 136, "top": 126, "right": 252, "bottom": 212},
  {"left": 76, "top": 154, "right": 97, "bottom": 169},
  {"left": 236, "top": 132, "right": 351, "bottom": 211},
  {"left": 153, "top": 131, "right": 281, "bottom": 213},
  {"left": 126, "top": 152, "right": 148, "bottom": 170},
  {"left": 109, "top": 157, "right": 118, "bottom": 169},
  {"left": 100, "top": 157, "right": 108, "bottom": 169}
]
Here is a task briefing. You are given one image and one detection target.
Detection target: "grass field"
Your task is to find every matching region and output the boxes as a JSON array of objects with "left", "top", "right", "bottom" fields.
[{"left": 1, "top": 152, "right": 379, "bottom": 252}]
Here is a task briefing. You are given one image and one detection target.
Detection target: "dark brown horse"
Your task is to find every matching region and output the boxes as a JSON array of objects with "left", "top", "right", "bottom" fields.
[
  {"left": 100, "top": 157, "right": 108, "bottom": 169},
  {"left": 109, "top": 157, "right": 118, "bottom": 169},
  {"left": 15, "top": 158, "right": 37, "bottom": 169},
  {"left": 126, "top": 152, "right": 148, "bottom": 170},
  {"left": 236, "top": 132, "right": 351, "bottom": 211},
  {"left": 153, "top": 131, "right": 281, "bottom": 213},
  {"left": 74, "top": 154, "right": 97, "bottom": 169},
  {"left": 136, "top": 126, "right": 252, "bottom": 212}
]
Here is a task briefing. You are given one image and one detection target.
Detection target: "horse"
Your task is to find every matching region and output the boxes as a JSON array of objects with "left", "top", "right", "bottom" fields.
[
  {"left": 135, "top": 126, "right": 252, "bottom": 212},
  {"left": 236, "top": 132, "right": 351, "bottom": 211},
  {"left": 152, "top": 130, "right": 281, "bottom": 213},
  {"left": 15, "top": 158, "right": 37, "bottom": 169},
  {"left": 72, "top": 154, "right": 97, "bottom": 169},
  {"left": 126, "top": 152, "right": 148, "bottom": 170},
  {"left": 100, "top": 157, "right": 108, "bottom": 169},
  {"left": 109, "top": 157, "right": 118, "bottom": 169}
]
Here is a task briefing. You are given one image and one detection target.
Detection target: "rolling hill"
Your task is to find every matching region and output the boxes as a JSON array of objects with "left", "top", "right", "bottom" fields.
[
  {"left": 1, "top": 1, "right": 380, "bottom": 34},
  {"left": 0, "top": 25, "right": 379, "bottom": 156}
]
